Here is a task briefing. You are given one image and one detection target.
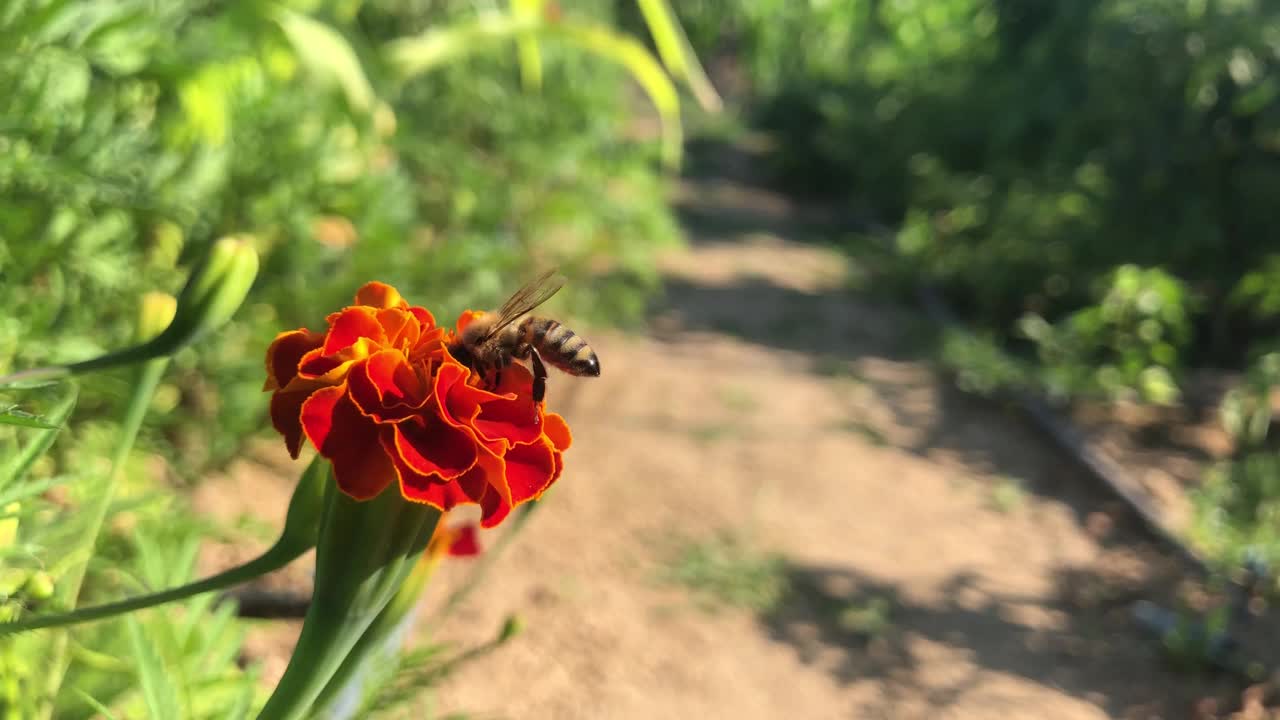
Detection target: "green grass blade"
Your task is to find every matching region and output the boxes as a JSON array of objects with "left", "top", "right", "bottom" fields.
[
  {"left": 222, "top": 676, "right": 256, "bottom": 720},
  {"left": 0, "top": 405, "right": 59, "bottom": 429},
  {"left": 126, "top": 615, "right": 182, "bottom": 720},
  {"left": 634, "top": 0, "right": 721, "bottom": 112},
  {"left": 0, "top": 474, "right": 75, "bottom": 508},
  {"left": 72, "top": 688, "right": 120, "bottom": 720}
]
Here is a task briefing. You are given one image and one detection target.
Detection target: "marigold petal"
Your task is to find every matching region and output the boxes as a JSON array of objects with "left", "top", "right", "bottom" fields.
[
  {"left": 409, "top": 306, "right": 436, "bottom": 329},
  {"left": 447, "top": 524, "right": 481, "bottom": 557},
  {"left": 491, "top": 362, "right": 535, "bottom": 396},
  {"left": 455, "top": 310, "right": 484, "bottom": 334},
  {"left": 433, "top": 361, "right": 481, "bottom": 426},
  {"left": 504, "top": 438, "right": 557, "bottom": 505},
  {"left": 376, "top": 308, "right": 419, "bottom": 350},
  {"left": 264, "top": 329, "right": 324, "bottom": 391},
  {"left": 456, "top": 448, "right": 512, "bottom": 528},
  {"left": 355, "top": 281, "right": 408, "bottom": 310},
  {"left": 388, "top": 417, "right": 477, "bottom": 480},
  {"left": 396, "top": 456, "right": 488, "bottom": 510},
  {"left": 270, "top": 390, "right": 311, "bottom": 459},
  {"left": 348, "top": 350, "right": 427, "bottom": 422},
  {"left": 301, "top": 385, "right": 395, "bottom": 500},
  {"left": 434, "top": 361, "right": 542, "bottom": 448},
  {"left": 478, "top": 485, "right": 511, "bottom": 528},
  {"left": 323, "top": 307, "right": 388, "bottom": 355},
  {"left": 542, "top": 412, "right": 573, "bottom": 451},
  {"left": 297, "top": 338, "right": 378, "bottom": 382},
  {"left": 473, "top": 395, "right": 542, "bottom": 447}
]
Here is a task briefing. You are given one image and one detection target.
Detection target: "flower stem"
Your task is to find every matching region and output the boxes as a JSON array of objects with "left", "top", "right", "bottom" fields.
[
  {"left": 310, "top": 549, "right": 444, "bottom": 719},
  {"left": 256, "top": 485, "right": 441, "bottom": 720}
]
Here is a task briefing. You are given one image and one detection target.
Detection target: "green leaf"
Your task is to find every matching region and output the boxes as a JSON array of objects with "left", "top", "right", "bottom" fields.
[
  {"left": 634, "top": 0, "right": 722, "bottom": 112},
  {"left": 555, "top": 23, "right": 683, "bottom": 168},
  {"left": 0, "top": 405, "right": 58, "bottom": 429},
  {"left": 126, "top": 615, "right": 182, "bottom": 720},
  {"left": 385, "top": 13, "right": 540, "bottom": 76},
  {"left": 275, "top": 8, "right": 375, "bottom": 113}
]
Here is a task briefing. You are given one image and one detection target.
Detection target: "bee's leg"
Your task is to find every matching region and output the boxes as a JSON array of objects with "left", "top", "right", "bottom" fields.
[{"left": 529, "top": 349, "right": 548, "bottom": 404}]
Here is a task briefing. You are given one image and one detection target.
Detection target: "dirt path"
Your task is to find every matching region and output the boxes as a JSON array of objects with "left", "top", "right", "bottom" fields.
[
  {"left": 410, "top": 157, "right": 1237, "bottom": 719},
  {"left": 199, "top": 143, "right": 1239, "bottom": 719}
]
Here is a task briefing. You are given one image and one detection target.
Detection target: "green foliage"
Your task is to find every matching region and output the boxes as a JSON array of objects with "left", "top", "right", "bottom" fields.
[
  {"left": 675, "top": 0, "right": 1280, "bottom": 396},
  {"left": 675, "top": 1, "right": 1280, "bottom": 586},
  {"left": 1192, "top": 452, "right": 1280, "bottom": 576},
  {"left": 1219, "top": 351, "right": 1280, "bottom": 449},
  {"left": 1018, "top": 265, "right": 1191, "bottom": 404},
  {"left": 2, "top": 0, "right": 684, "bottom": 475},
  {"left": 53, "top": 523, "right": 262, "bottom": 719}
]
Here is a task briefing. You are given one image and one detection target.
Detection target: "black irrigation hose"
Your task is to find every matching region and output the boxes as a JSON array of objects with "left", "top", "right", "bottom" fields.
[{"left": 223, "top": 587, "right": 312, "bottom": 619}]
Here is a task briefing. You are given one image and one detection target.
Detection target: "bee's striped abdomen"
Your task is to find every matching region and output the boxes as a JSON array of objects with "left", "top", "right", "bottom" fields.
[{"left": 521, "top": 317, "right": 600, "bottom": 377}]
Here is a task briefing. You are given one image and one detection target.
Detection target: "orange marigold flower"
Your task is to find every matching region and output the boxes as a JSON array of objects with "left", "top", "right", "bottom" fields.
[{"left": 265, "top": 282, "right": 572, "bottom": 528}]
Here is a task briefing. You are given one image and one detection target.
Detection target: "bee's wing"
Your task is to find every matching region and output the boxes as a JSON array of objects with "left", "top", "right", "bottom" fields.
[{"left": 480, "top": 269, "right": 567, "bottom": 340}]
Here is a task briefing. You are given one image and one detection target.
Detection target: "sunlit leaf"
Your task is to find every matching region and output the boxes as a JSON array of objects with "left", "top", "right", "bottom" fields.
[
  {"left": 387, "top": 16, "right": 683, "bottom": 168},
  {"left": 512, "top": 0, "right": 545, "bottom": 90},
  {"left": 555, "top": 23, "right": 683, "bottom": 168},
  {"left": 275, "top": 7, "right": 375, "bottom": 113},
  {"left": 635, "top": 0, "right": 721, "bottom": 112},
  {"left": 385, "top": 13, "right": 540, "bottom": 75}
]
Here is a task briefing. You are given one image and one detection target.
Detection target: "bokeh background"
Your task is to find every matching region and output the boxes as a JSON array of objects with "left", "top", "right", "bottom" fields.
[{"left": 4, "top": 0, "right": 1280, "bottom": 717}]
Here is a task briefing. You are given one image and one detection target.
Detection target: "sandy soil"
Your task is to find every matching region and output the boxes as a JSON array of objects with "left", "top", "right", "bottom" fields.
[{"left": 192, "top": 142, "right": 1267, "bottom": 719}]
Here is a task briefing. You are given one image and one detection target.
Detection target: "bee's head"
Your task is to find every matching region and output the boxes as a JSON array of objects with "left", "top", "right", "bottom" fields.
[{"left": 458, "top": 312, "right": 496, "bottom": 346}]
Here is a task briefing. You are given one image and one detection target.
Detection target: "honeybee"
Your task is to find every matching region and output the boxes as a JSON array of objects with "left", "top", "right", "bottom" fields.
[{"left": 449, "top": 269, "right": 600, "bottom": 403}]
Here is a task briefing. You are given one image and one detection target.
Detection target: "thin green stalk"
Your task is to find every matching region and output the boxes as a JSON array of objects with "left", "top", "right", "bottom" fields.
[
  {"left": 39, "top": 355, "right": 168, "bottom": 720},
  {"left": 2, "top": 453, "right": 329, "bottom": 636},
  {"left": 433, "top": 499, "right": 540, "bottom": 623},
  {"left": 0, "top": 541, "right": 302, "bottom": 636},
  {"left": 0, "top": 336, "right": 172, "bottom": 388},
  {"left": 0, "top": 367, "right": 72, "bottom": 390},
  {"left": 0, "top": 382, "right": 78, "bottom": 488}
]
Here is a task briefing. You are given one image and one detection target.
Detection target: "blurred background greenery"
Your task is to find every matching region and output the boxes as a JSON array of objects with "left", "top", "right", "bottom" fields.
[
  {"left": 666, "top": 0, "right": 1280, "bottom": 572},
  {"left": 5, "top": 0, "right": 1280, "bottom": 716},
  {"left": 1, "top": 0, "right": 691, "bottom": 716}
]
